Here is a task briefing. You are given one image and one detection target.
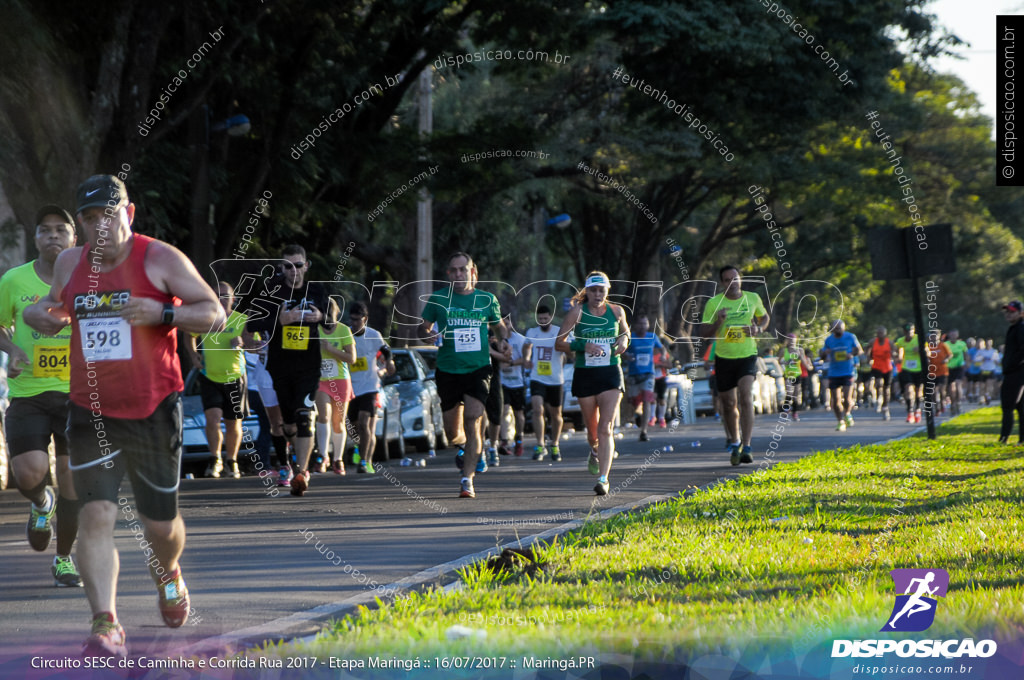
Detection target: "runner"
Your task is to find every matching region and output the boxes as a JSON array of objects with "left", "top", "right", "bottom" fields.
[
  {"left": 24, "top": 174, "right": 225, "bottom": 657},
  {"left": 495, "top": 322, "right": 527, "bottom": 465},
  {"left": 998, "top": 302, "right": 1024, "bottom": 444},
  {"left": 555, "top": 271, "right": 630, "bottom": 495},
  {"left": 523, "top": 304, "right": 567, "bottom": 461},
  {"left": 699, "top": 266, "right": 769, "bottom": 466},
  {"left": 243, "top": 336, "right": 283, "bottom": 476},
  {"left": 185, "top": 281, "right": 248, "bottom": 479},
  {"left": 347, "top": 301, "right": 395, "bottom": 473},
  {"left": 418, "top": 252, "right": 509, "bottom": 499},
  {"left": 623, "top": 315, "right": 664, "bottom": 443},
  {"left": 978, "top": 339, "right": 1000, "bottom": 405},
  {"left": 315, "top": 299, "right": 355, "bottom": 473},
  {"left": 652, "top": 337, "right": 672, "bottom": 427},
  {"left": 895, "top": 323, "right": 924, "bottom": 423},
  {"left": 244, "top": 245, "right": 330, "bottom": 497},
  {"left": 820, "top": 319, "right": 863, "bottom": 431},
  {"left": 0, "top": 205, "right": 81, "bottom": 587},
  {"left": 780, "top": 333, "right": 812, "bottom": 421},
  {"left": 867, "top": 326, "right": 895, "bottom": 420},
  {"left": 925, "top": 330, "right": 952, "bottom": 419},
  {"left": 966, "top": 337, "right": 982, "bottom": 402},
  {"left": 944, "top": 329, "right": 967, "bottom": 415}
]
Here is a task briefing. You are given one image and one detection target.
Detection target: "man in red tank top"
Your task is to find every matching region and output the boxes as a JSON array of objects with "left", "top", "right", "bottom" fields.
[{"left": 24, "top": 174, "right": 225, "bottom": 658}]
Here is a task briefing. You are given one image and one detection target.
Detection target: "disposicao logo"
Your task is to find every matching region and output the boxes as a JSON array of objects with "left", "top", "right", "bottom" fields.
[
  {"left": 882, "top": 568, "right": 948, "bottom": 632},
  {"left": 831, "top": 568, "right": 998, "bottom": 659}
]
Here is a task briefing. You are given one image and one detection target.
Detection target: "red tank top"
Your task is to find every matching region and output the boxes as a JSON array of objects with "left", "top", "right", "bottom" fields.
[
  {"left": 63, "top": 234, "right": 183, "bottom": 418},
  {"left": 870, "top": 338, "right": 893, "bottom": 372}
]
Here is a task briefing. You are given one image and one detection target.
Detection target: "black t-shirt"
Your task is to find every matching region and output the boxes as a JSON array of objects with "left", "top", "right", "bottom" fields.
[{"left": 243, "top": 275, "right": 331, "bottom": 378}]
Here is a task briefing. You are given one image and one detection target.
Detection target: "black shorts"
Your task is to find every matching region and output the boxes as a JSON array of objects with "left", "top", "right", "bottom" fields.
[
  {"left": 857, "top": 371, "right": 872, "bottom": 383},
  {"left": 529, "top": 381, "right": 563, "bottom": 408},
  {"left": 436, "top": 365, "right": 491, "bottom": 411},
  {"left": 6, "top": 392, "right": 70, "bottom": 458},
  {"left": 967, "top": 372, "right": 982, "bottom": 383},
  {"left": 502, "top": 385, "right": 527, "bottom": 411},
  {"left": 928, "top": 375, "right": 948, "bottom": 386},
  {"left": 271, "top": 371, "right": 320, "bottom": 424},
  {"left": 485, "top": 366, "right": 504, "bottom": 423},
  {"left": 67, "top": 392, "right": 183, "bottom": 521},
  {"left": 898, "top": 371, "right": 924, "bottom": 387},
  {"left": 654, "top": 376, "right": 668, "bottom": 399},
  {"left": 198, "top": 373, "right": 249, "bottom": 420},
  {"left": 351, "top": 391, "right": 378, "bottom": 416},
  {"left": 714, "top": 355, "right": 758, "bottom": 393},
  {"left": 981, "top": 370, "right": 995, "bottom": 379},
  {"left": 828, "top": 375, "right": 854, "bottom": 388},
  {"left": 571, "top": 365, "right": 624, "bottom": 399},
  {"left": 948, "top": 366, "right": 965, "bottom": 381},
  {"left": 869, "top": 369, "right": 892, "bottom": 385}
]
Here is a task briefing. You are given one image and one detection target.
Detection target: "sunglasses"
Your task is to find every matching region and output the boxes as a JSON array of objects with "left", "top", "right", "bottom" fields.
[{"left": 281, "top": 261, "right": 305, "bottom": 270}]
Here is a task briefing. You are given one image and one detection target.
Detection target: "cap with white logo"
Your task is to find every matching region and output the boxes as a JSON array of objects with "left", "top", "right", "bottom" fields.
[{"left": 76, "top": 175, "right": 128, "bottom": 214}]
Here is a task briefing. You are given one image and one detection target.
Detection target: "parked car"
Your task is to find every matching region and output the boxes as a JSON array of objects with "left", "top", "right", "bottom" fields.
[
  {"left": 761, "top": 356, "right": 788, "bottom": 409},
  {"left": 561, "top": 364, "right": 584, "bottom": 429},
  {"left": 386, "top": 349, "right": 447, "bottom": 451},
  {"left": 753, "top": 357, "right": 779, "bottom": 414},
  {"left": 413, "top": 345, "right": 438, "bottom": 379}
]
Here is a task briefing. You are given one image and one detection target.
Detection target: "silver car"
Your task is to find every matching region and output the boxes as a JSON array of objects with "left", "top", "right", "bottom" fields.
[{"left": 388, "top": 348, "right": 447, "bottom": 452}]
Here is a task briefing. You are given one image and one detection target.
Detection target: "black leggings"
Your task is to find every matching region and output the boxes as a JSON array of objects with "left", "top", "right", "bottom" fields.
[{"left": 1000, "top": 370, "right": 1024, "bottom": 441}]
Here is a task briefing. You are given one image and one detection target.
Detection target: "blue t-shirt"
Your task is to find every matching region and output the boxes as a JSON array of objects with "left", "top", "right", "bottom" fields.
[
  {"left": 627, "top": 333, "right": 664, "bottom": 377},
  {"left": 966, "top": 347, "right": 981, "bottom": 375},
  {"left": 823, "top": 332, "right": 860, "bottom": 378}
]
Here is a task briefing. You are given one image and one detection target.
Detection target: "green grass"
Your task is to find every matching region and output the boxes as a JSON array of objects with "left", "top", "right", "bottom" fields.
[{"left": 265, "top": 408, "right": 1024, "bottom": 660}]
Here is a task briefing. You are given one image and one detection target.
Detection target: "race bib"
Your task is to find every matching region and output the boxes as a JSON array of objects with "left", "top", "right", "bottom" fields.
[
  {"left": 321, "top": 359, "right": 338, "bottom": 379},
  {"left": 453, "top": 327, "right": 481, "bottom": 353},
  {"left": 904, "top": 359, "right": 919, "bottom": 370},
  {"left": 282, "top": 326, "right": 309, "bottom": 350},
  {"left": 584, "top": 344, "right": 612, "bottom": 367},
  {"left": 724, "top": 327, "right": 744, "bottom": 343},
  {"left": 351, "top": 356, "right": 369, "bottom": 372},
  {"left": 80, "top": 317, "right": 131, "bottom": 362},
  {"left": 35, "top": 345, "right": 69, "bottom": 380},
  {"left": 536, "top": 360, "right": 552, "bottom": 376},
  {"left": 637, "top": 354, "right": 651, "bottom": 368},
  {"left": 833, "top": 350, "right": 849, "bottom": 361}
]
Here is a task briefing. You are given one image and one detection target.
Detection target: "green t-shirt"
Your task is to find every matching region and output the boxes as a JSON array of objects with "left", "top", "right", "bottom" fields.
[
  {"left": 195, "top": 310, "right": 248, "bottom": 383},
  {"left": 422, "top": 288, "right": 501, "bottom": 374},
  {"left": 0, "top": 261, "right": 72, "bottom": 397},
  {"left": 895, "top": 336, "right": 922, "bottom": 373},
  {"left": 573, "top": 304, "right": 622, "bottom": 369},
  {"left": 946, "top": 339, "right": 968, "bottom": 369},
  {"left": 782, "top": 348, "right": 803, "bottom": 379},
  {"left": 320, "top": 322, "right": 354, "bottom": 381},
  {"left": 700, "top": 291, "right": 767, "bottom": 360}
]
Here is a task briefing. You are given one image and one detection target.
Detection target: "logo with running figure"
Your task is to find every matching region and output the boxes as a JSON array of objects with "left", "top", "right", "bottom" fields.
[{"left": 881, "top": 568, "right": 949, "bottom": 632}]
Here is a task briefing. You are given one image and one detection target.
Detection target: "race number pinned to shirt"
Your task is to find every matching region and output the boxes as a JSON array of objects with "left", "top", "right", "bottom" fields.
[
  {"left": 833, "top": 350, "right": 849, "bottom": 362},
  {"left": 637, "top": 353, "right": 652, "bottom": 368},
  {"left": 282, "top": 325, "right": 310, "bottom": 350},
  {"left": 904, "top": 359, "right": 919, "bottom": 370},
  {"left": 724, "top": 327, "right": 745, "bottom": 343},
  {"left": 351, "top": 356, "right": 369, "bottom": 372},
  {"left": 73, "top": 289, "right": 133, "bottom": 362},
  {"left": 453, "top": 327, "right": 481, "bottom": 353},
  {"left": 536, "top": 360, "right": 552, "bottom": 376},
  {"left": 35, "top": 345, "right": 70, "bottom": 380},
  {"left": 321, "top": 359, "right": 338, "bottom": 379},
  {"left": 584, "top": 340, "right": 612, "bottom": 367}
]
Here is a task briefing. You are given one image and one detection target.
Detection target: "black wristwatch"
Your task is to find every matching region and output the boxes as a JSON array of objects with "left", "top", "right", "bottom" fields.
[{"left": 161, "top": 303, "right": 175, "bottom": 326}]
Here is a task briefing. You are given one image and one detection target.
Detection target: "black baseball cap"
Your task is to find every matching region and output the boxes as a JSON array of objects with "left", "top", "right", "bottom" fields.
[
  {"left": 34, "top": 204, "right": 75, "bottom": 227},
  {"left": 75, "top": 174, "right": 128, "bottom": 213},
  {"left": 1003, "top": 301, "right": 1023, "bottom": 312}
]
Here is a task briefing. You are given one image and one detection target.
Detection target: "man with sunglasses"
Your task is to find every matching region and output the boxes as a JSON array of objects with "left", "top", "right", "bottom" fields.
[{"left": 245, "top": 245, "right": 330, "bottom": 496}]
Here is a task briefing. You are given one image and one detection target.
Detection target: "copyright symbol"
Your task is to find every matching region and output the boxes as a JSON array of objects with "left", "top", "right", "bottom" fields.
[{"left": 1003, "top": 166, "right": 1015, "bottom": 179}]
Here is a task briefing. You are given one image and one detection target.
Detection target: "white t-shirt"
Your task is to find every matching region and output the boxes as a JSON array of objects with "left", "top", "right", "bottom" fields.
[
  {"left": 500, "top": 332, "right": 526, "bottom": 388},
  {"left": 525, "top": 325, "right": 565, "bottom": 385},
  {"left": 350, "top": 327, "right": 388, "bottom": 396},
  {"left": 978, "top": 348, "right": 999, "bottom": 372}
]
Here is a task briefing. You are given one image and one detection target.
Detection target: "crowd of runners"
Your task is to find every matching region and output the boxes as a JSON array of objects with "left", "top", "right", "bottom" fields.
[{"left": 4, "top": 178, "right": 1024, "bottom": 658}]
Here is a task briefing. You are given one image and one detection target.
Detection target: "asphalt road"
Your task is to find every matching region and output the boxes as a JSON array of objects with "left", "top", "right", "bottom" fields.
[{"left": 0, "top": 403, "right": 945, "bottom": 667}]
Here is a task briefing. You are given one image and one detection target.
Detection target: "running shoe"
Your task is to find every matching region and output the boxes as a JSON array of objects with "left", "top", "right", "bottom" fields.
[
  {"left": 459, "top": 478, "right": 475, "bottom": 498},
  {"left": 332, "top": 460, "right": 345, "bottom": 475},
  {"left": 883, "top": 408, "right": 891, "bottom": 421},
  {"left": 486, "top": 448, "right": 499, "bottom": 467},
  {"left": 836, "top": 421, "right": 847, "bottom": 432},
  {"left": 594, "top": 478, "right": 610, "bottom": 496},
  {"left": 290, "top": 471, "right": 308, "bottom": 496},
  {"left": 793, "top": 412, "right": 801, "bottom": 422},
  {"left": 476, "top": 456, "right": 488, "bottom": 473},
  {"left": 550, "top": 446, "right": 562, "bottom": 462},
  {"left": 532, "top": 446, "right": 547, "bottom": 461},
  {"left": 513, "top": 441, "right": 523, "bottom": 457},
  {"left": 82, "top": 613, "right": 126, "bottom": 658},
  {"left": 352, "top": 448, "right": 361, "bottom": 465},
  {"left": 27, "top": 486, "right": 56, "bottom": 551},
  {"left": 844, "top": 414, "right": 854, "bottom": 427},
  {"left": 205, "top": 458, "right": 224, "bottom": 478},
  {"left": 455, "top": 447, "right": 466, "bottom": 470},
  {"left": 906, "top": 412, "right": 914, "bottom": 423},
  {"left": 227, "top": 461, "right": 241, "bottom": 478},
  {"left": 497, "top": 442, "right": 510, "bottom": 456},
  {"left": 157, "top": 567, "right": 190, "bottom": 627},
  {"left": 740, "top": 445, "right": 753, "bottom": 464},
  {"left": 277, "top": 467, "right": 292, "bottom": 487},
  {"left": 587, "top": 451, "right": 600, "bottom": 475},
  {"left": 914, "top": 410, "right": 922, "bottom": 423},
  {"left": 363, "top": 460, "right": 376, "bottom": 474},
  {"left": 729, "top": 444, "right": 741, "bottom": 466},
  {"left": 657, "top": 418, "right": 667, "bottom": 428},
  {"left": 648, "top": 416, "right": 657, "bottom": 427},
  {"left": 53, "top": 555, "right": 83, "bottom": 587},
  {"left": 639, "top": 431, "right": 650, "bottom": 442}
]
